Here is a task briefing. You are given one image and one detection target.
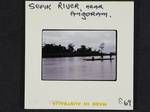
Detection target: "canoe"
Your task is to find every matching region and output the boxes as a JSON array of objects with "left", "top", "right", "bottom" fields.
[{"left": 83, "top": 58, "right": 114, "bottom": 61}]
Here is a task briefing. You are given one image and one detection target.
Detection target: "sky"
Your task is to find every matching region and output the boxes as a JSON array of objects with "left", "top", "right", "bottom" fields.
[{"left": 43, "top": 30, "right": 116, "bottom": 53}]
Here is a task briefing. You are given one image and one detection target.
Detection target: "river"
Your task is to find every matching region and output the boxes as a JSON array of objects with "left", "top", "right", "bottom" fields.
[{"left": 42, "top": 56, "right": 116, "bottom": 81}]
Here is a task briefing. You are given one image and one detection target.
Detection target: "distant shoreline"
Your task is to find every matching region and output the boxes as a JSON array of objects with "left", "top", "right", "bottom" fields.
[
  {"left": 42, "top": 54, "right": 116, "bottom": 58},
  {"left": 42, "top": 43, "right": 116, "bottom": 58}
]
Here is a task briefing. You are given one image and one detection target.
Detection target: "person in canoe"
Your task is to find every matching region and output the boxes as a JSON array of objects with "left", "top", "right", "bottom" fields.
[
  {"left": 100, "top": 52, "right": 103, "bottom": 60},
  {"left": 109, "top": 52, "right": 113, "bottom": 60},
  {"left": 92, "top": 56, "right": 95, "bottom": 61}
]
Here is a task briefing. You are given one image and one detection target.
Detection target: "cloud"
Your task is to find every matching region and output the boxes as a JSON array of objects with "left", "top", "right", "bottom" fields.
[{"left": 43, "top": 30, "right": 116, "bottom": 53}]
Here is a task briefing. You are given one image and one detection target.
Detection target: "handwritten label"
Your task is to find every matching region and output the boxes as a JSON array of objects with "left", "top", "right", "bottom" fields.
[
  {"left": 118, "top": 98, "right": 132, "bottom": 106},
  {"left": 28, "top": 2, "right": 111, "bottom": 20}
]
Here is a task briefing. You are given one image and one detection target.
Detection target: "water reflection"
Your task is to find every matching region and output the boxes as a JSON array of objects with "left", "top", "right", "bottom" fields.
[{"left": 42, "top": 56, "right": 116, "bottom": 80}]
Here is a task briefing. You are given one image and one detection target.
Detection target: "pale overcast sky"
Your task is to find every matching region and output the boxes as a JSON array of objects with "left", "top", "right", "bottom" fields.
[{"left": 43, "top": 31, "right": 116, "bottom": 53}]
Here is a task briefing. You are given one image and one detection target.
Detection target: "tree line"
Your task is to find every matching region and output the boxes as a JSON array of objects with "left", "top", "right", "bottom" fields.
[{"left": 42, "top": 43, "right": 116, "bottom": 58}]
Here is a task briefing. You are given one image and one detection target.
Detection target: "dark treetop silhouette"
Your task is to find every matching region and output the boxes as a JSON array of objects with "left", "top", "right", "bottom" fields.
[{"left": 42, "top": 43, "right": 116, "bottom": 58}]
